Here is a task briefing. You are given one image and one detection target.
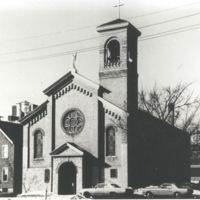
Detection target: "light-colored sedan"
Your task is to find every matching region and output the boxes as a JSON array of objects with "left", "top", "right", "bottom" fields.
[
  {"left": 134, "top": 183, "right": 193, "bottom": 198},
  {"left": 70, "top": 194, "right": 92, "bottom": 200},
  {"left": 80, "top": 183, "right": 132, "bottom": 198}
]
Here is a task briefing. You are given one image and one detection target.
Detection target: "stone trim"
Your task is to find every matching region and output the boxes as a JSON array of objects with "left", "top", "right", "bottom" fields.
[
  {"left": 53, "top": 83, "right": 93, "bottom": 101},
  {"left": 29, "top": 109, "right": 47, "bottom": 127},
  {"left": 99, "top": 69, "right": 127, "bottom": 79},
  {"left": 55, "top": 160, "right": 77, "bottom": 173},
  {"left": 98, "top": 97, "right": 128, "bottom": 120},
  {"left": 32, "top": 128, "right": 45, "bottom": 136}
]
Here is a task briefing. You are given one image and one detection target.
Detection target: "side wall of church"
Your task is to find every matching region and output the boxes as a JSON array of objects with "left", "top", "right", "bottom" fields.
[
  {"left": 22, "top": 102, "right": 52, "bottom": 193},
  {"left": 104, "top": 114, "right": 128, "bottom": 187},
  {"left": 128, "top": 111, "right": 190, "bottom": 187}
]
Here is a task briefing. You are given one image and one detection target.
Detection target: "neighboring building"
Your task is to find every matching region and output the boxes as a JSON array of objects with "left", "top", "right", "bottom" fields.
[
  {"left": 0, "top": 128, "right": 14, "bottom": 193},
  {"left": 0, "top": 121, "right": 22, "bottom": 195},
  {"left": 19, "top": 18, "right": 190, "bottom": 195},
  {"left": 190, "top": 132, "right": 200, "bottom": 182},
  {"left": 8, "top": 101, "right": 37, "bottom": 122}
]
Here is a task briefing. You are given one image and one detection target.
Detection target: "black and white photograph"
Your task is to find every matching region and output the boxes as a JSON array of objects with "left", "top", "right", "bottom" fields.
[{"left": 0, "top": 0, "right": 200, "bottom": 199}]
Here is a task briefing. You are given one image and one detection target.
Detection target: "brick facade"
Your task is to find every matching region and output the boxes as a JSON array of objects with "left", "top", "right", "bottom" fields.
[
  {"left": 0, "top": 121, "right": 22, "bottom": 195},
  {"left": 0, "top": 129, "right": 14, "bottom": 193}
]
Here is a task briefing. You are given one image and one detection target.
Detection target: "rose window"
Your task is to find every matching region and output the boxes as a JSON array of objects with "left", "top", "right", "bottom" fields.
[{"left": 62, "top": 109, "right": 85, "bottom": 136}]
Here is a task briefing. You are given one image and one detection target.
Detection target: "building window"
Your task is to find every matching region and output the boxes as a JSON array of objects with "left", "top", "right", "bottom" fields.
[
  {"left": 106, "top": 126, "right": 116, "bottom": 156},
  {"left": 2, "top": 145, "right": 8, "bottom": 158},
  {"left": 2, "top": 167, "right": 8, "bottom": 182},
  {"left": 105, "top": 38, "right": 120, "bottom": 67},
  {"left": 110, "top": 169, "right": 118, "bottom": 178},
  {"left": 2, "top": 188, "right": 8, "bottom": 192},
  {"left": 34, "top": 130, "right": 43, "bottom": 159}
]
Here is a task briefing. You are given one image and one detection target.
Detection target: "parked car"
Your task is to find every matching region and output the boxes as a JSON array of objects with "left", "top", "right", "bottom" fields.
[
  {"left": 80, "top": 182, "right": 133, "bottom": 198},
  {"left": 70, "top": 194, "right": 92, "bottom": 200},
  {"left": 192, "top": 189, "right": 200, "bottom": 198},
  {"left": 178, "top": 182, "right": 200, "bottom": 198},
  {"left": 134, "top": 183, "right": 193, "bottom": 198}
]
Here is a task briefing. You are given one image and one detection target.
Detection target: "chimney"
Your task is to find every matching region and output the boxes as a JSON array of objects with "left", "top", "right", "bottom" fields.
[
  {"left": 168, "top": 103, "right": 175, "bottom": 126},
  {"left": 12, "top": 105, "right": 17, "bottom": 116}
]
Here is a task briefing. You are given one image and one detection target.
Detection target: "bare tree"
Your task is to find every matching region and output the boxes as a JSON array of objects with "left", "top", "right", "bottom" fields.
[{"left": 138, "top": 83, "right": 200, "bottom": 133}]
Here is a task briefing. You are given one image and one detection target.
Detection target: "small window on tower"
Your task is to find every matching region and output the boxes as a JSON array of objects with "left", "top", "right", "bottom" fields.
[
  {"left": 110, "top": 169, "right": 118, "bottom": 178},
  {"left": 105, "top": 38, "right": 120, "bottom": 67}
]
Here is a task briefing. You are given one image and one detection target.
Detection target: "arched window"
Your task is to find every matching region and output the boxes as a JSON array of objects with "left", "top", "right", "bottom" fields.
[
  {"left": 105, "top": 38, "right": 120, "bottom": 67},
  {"left": 33, "top": 130, "right": 43, "bottom": 159},
  {"left": 106, "top": 126, "right": 116, "bottom": 156}
]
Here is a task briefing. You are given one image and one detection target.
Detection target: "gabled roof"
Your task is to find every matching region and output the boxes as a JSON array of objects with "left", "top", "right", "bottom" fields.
[
  {"left": 19, "top": 100, "right": 48, "bottom": 125},
  {"left": 50, "top": 142, "right": 110, "bottom": 167},
  {"left": 96, "top": 18, "right": 141, "bottom": 35},
  {"left": 98, "top": 97, "right": 128, "bottom": 120},
  {"left": 50, "top": 142, "right": 83, "bottom": 156},
  {"left": 98, "top": 19, "right": 129, "bottom": 27},
  {"left": 19, "top": 70, "right": 109, "bottom": 125},
  {"left": 43, "top": 70, "right": 102, "bottom": 97},
  {"left": 43, "top": 71, "right": 73, "bottom": 96},
  {"left": 136, "top": 109, "right": 189, "bottom": 137},
  {"left": 0, "top": 128, "right": 13, "bottom": 144}
]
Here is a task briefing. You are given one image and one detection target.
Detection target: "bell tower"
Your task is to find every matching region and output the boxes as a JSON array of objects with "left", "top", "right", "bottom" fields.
[{"left": 97, "top": 19, "right": 141, "bottom": 112}]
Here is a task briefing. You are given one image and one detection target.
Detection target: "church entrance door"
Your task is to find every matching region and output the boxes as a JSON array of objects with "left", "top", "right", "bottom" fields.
[{"left": 58, "top": 162, "right": 76, "bottom": 195}]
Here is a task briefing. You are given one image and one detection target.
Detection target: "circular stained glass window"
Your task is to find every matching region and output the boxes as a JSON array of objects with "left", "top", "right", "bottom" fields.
[{"left": 61, "top": 108, "right": 85, "bottom": 136}]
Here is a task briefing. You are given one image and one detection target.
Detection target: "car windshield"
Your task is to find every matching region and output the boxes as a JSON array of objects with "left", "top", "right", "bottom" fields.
[
  {"left": 111, "top": 183, "right": 120, "bottom": 188},
  {"left": 96, "top": 183, "right": 106, "bottom": 188}
]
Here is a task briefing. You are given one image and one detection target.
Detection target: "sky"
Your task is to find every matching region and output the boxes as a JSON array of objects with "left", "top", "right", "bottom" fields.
[{"left": 0, "top": 0, "right": 200, "bottom": 118}]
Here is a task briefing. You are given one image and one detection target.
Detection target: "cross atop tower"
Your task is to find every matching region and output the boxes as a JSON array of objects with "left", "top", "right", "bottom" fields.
[{"left": 113, "top": 0, "right": 124, "bottom": 19}]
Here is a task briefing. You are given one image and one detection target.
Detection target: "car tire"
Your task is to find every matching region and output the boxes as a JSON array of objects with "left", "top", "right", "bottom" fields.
[
  {"left": 83, "top": 192, "right": 91, "bottom": 198},
  {"left": 145, "top": 191, "right": 153, "bottom": 198},
  {"left": 174, "top": 192, "right": 181, "bottom": 198},
  {"left": 110, "top": 192, "right": 117, "bottom": 198}
]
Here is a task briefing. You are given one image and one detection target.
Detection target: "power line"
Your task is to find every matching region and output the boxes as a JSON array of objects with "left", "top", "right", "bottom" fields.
[
  {"left": 128, "top": 0, "right": 200, "bottom": 19},
  {"left": 1, "top": 19, "right": 200, "bottom": 63},
  {"left": 140, "top": 24, "right": 200, "bottom": 41},
  {"left": 0, "top": 22, "right": 199, "bottom": 57},
  {"left": 138, "top": 11, "right": 200, "bottom": 29},
  {"left": 2, "top": 0, "right": 200, "bottom": 43},
  {"left": 140, "top": 23, "right": 200, "bottom": 39},
  {"left": 0, "top": 46, "right": 101, "bottom": 64},
  {"left": 0, "top": 30, "right": 125, "bottom": 56},
  {"left": 0, "top": 35, "right": 100, "bottom": 56},
  {"left": 2, "top": 25, "right": 96, "bottom": 43}
]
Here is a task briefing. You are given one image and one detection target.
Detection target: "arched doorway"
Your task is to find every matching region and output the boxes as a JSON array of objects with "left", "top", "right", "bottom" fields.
[{"left": 58, "top": 162, "right": 76, "bottom": 194}]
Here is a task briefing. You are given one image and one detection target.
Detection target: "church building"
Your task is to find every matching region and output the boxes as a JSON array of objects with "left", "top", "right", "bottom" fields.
[{"left": 20, "top": 18, "right": 190, "bottom": 195}]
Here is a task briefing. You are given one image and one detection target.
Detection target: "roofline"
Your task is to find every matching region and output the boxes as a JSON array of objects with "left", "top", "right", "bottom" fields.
[
  {"left": 137, "top": 108, "right": 189, "bottom": 135},
  {"left": 97, "top": 21, "right": 129, "bottom": 32},
  {"left": 96, "top": 19, "right": 141, "bottom": 36},
  {"left": 19, "top": 100, "right": 49, "bottom": 124},
  {"left": 0, "top": 128, "right": 13, "bottom": 144},
  {"left": 43, "top": 70, "right": 103, "bottom": 97},
  {"left": 50, "top": 142, "right": 83, "bottom": 155},
  {"left": 98, "top": 97, "right": 128, "bottom": 118},
  {"left": 43, "top": 71, "right": 73, "bottom": 96}
]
